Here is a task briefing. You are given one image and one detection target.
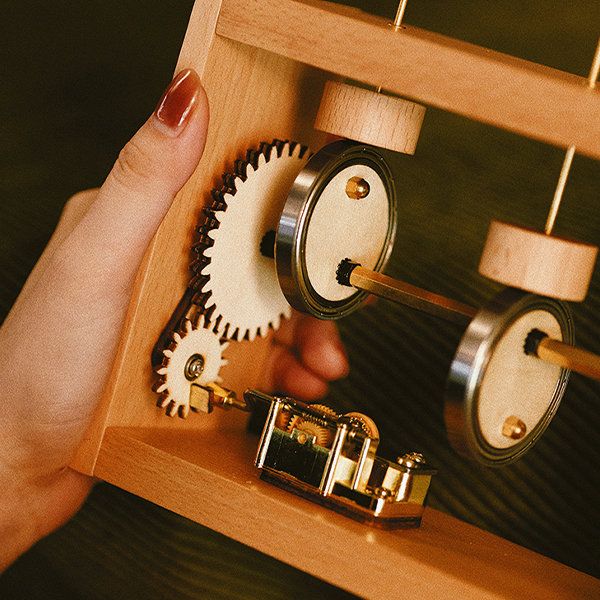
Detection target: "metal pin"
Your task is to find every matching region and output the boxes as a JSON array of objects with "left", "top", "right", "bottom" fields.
[{"left": 544, "top": 38, "right": 600, "bottom": 235}]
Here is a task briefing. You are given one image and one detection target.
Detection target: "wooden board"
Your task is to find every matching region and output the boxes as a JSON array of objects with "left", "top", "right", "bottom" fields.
[
  {"left": 71, "top": 0, "right": 327, "bottom": 474},
  {"left": 217, "top": 0, "right": 600, "bottom": 159},
  {"left": 94, "top": 426, "right": 600, "bottom": 600}
]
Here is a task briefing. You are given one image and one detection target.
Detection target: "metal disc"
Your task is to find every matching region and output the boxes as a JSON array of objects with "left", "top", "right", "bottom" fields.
[
  {"left": 276, "top": 140, "right": 397, "bottom": 319},
  {"left": 444, "top": 287, "right": 573, "bottom": 466}
]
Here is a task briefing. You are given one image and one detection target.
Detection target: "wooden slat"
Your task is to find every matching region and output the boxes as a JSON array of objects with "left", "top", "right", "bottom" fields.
[
  {"left": 217, "top": 0, "right": 600, "bottom": 159},
  {"left": 95, "top": 427, "right": 600, "bottom": 600}
]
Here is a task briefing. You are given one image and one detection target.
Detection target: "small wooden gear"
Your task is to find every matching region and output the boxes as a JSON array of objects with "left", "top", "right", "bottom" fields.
[
  {"left": 479, "top": 220, "right": 598, "bottom": 301},
  {"left": 153, "top": 316, "right": 228, "bottom": 418},
  {"left": 315, "top": 81, "right": 426, "bottom": 154},
  {"left": 276, "top": 140, "right": 397, "bottom": 319},
  {"left": 444, "top": 287, "right": 574, "bottom": 466}
]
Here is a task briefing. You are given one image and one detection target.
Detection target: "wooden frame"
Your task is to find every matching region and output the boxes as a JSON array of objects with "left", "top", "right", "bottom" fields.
[{"left": 70, "top": 1, "right": 599, "bottom": 596}]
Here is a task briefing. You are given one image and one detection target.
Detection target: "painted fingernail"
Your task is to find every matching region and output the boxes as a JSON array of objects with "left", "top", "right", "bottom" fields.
[{"left": 153, "top": 69, "right": 201, "bottom": 136}]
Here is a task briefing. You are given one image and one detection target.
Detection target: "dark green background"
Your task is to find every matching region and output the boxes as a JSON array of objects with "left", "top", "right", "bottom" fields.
[{"left": 1, "top": 1, "right": 599, "bottom": 597}]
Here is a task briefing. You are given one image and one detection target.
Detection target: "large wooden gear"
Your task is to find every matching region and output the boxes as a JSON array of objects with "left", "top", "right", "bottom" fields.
[{"left": 193, "top": 140, "right": 309, "bottom": 340}]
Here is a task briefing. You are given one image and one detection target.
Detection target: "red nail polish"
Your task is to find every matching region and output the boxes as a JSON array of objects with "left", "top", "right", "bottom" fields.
[{"left": 154, "top": 69, "right": 200, "bottom": 134}]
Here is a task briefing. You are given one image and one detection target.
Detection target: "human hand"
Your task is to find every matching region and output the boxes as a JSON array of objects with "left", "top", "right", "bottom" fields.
[{"left": 0, "top": 69, "right": 348, "bottom": 570}]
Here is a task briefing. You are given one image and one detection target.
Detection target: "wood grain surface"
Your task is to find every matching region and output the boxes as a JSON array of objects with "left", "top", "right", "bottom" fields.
[
  {"left": 2, "top": 1, "right": 599, "bottom": 598},
  {"left": 218, "top": 0, "right": 600, "bottom": 159}
]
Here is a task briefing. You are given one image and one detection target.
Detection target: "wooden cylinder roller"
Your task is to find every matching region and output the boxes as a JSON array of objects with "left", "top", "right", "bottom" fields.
[
  {"left": 478, "top": 220, "right": 598, "bottom": 301},
  {"left": 315, "top": 81, "right": 426, "bottom": 154}
]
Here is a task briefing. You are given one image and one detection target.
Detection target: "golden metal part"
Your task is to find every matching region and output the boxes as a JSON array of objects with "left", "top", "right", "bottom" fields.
[
  {"left": 247, "top": 390, "right": 435, "bottom": 529},
  {"left": 288, "top": 404, "right": 338, "bottom": 448},
  {"left": 189, "top": 382, "right": 247, "bottom": 414},
  {"left": 393, "top": 0, "right": 409, "bottom": 30},
  {"left": 502, "top": 416, "right": 527, "bottom": 440},
  {"left": 184, "top": 354, "right": 205, "bottom": 381},
  {"left": 345, "top": 176, "right": 370, "bottom": 200}
]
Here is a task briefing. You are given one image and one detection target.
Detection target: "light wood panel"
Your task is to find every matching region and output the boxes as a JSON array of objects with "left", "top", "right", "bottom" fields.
[
  {"left": 217, "top": 0, "right": 600, "bottom": 159},
  {"left": 71, "top": 0, "right": 327, "bottom": 474},
  {"left": 95, "top": 426, "right": 600, "bottom": 600}
]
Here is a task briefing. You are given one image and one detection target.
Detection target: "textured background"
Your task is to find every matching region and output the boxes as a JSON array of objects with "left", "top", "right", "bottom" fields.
[{"left": 1, "top": 0, "right": 599, "bottom": 597}]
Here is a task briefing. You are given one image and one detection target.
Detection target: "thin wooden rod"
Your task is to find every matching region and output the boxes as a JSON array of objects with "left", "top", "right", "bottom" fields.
[
  {"left": 346, "top": 265, "right": 600, "bottom": 380},
  {"left": 544, "top": 38, "right": 600, "bottom": 235},
  {"left": 537, "top": 337, "right": 600, "bottom": 381},
  {"left": 544, "top": 144, "right": 575, "bottom": 235},
  {"left": 347, "top": 265, "right": 478, "bottom": 325}
]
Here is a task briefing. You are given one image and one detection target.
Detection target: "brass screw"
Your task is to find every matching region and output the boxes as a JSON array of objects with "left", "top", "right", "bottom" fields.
[
  {"left": 502, "top": 416, "right": 527, "bottom": 440},
  {"left": 296, "top": 432, "right": 308, "bottom": 445},
  {"left": 346, "top": 177, "right": 370, "bottom": 200},
  {"left": 397, "top": 452, "right": 426, "bottom": 468},
  {"left": 184, "top": 354, "right": 205, "bottom": 381},
  {"left": 373, "top": 486, "right": 392, "bottom": 500}
]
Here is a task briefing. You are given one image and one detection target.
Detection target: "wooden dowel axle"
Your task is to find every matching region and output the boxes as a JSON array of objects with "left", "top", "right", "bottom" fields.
[
  {"left": 536, "top": 337, "right": 600, "bottom": 381},
  {"left": 341, "top": 262, "right": 600, "bottom": 381},
  {"left": 341, "top": 262, "right": 477, "bottom": 325}
]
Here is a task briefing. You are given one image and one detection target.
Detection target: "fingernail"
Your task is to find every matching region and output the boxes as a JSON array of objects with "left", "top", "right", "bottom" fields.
[{"left": 153, "top": 69, "right": 201, "bottom": 136}]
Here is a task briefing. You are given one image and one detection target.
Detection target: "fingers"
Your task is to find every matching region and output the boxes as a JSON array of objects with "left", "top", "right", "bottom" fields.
[
  {"left": 295, "top": 317, "right": 349, "bottom": 380},
  {"left": 268, "top": 313, "right": 350, "bottom": 401},
  {"left": 270, "top": 346, "right": 329, "bottom": 401}
]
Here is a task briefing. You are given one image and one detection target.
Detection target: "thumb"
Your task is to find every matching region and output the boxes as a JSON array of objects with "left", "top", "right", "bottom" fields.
[{"left": 54, "top": 68, "right": 209, "bottom": 291}]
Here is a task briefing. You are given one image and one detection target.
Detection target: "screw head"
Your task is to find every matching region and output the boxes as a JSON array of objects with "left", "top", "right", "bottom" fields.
[
  {"left": 502, "top": 416, "right": 527, "bottom": 440},
  {"left": 184, "top": 354, "right": 205, "bottom": 381},
  {"left": 397, "top": 452, "right": 426, "bottom": 468},
  {"left": 345, "top": 176, "right": 370, "bottom": 200},
  {"left": 373, "top": 486, "right": 392, "bottom": 500}
]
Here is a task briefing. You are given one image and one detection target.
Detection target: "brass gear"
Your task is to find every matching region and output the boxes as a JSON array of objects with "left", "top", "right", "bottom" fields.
[
  {"left": 287, "top": 404, "right": 338, "bottom": 448},
  {"left": 153, "top": 315, "right": 228, "bottom": 419},
  {"left": 344, "top": 412, "right": 380, "bottom": 440},
  {"left": 191, "top": 140, "right": 310, "bottom": 341}
]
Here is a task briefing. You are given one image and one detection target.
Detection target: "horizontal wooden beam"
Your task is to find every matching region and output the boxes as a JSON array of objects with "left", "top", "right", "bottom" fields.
[
  {"left": 217, "top": 0, "right": 600, "bottom": 160},
  {"left": 96, "top": 427, "right": 599, "bottom": 600}
]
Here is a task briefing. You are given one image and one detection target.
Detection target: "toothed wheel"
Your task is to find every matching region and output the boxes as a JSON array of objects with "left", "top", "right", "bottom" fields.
[
  {"left": 344, "top": 412, "right": 380, "bottom": 440},
  {"left": 153, "top": 316, "right": 228, "bottom": 418},
  {"left": 192, "top": 140, "right": 310, "bottom": 341},
  {"left": 288, "top": 404, "right": 338, "bottom": 448}
]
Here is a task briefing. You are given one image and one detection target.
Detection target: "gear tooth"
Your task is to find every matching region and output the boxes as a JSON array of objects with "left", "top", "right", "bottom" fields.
[
  {"left": 154, "top": 383, "right": 168, "bottom": 394},
  {"left": 259, "top": 141, "right": 273, "bottom": 161},
  {"left": 272, "top": 139, "right": 285, "bottom": 157},
  {"left": 157, "top": 393, "right": 171, "bottom": 408},
  {"left": 162, "top": 349, "right": 173, "bottom": 359},
  {"left": 257, "top": 152, "right": 267, "bottom": 167},
  {"left": 178, "top": 404, "right": 190, "bottom": 419},
  {"left": 167, "top": 401, "right": 178, "bottom": 417},
  {"left": 172, "top": 332, "right": 181, "bottom": 343},
  {"left": 156, "top": 367, "right": 168, "bottom": 376},
  {"left": 234, "top": 159, "right": 249, "bottom": 181},
  {"left": 289, "top": 141, "right": 299, "bottom": 157},
  {"left": 221, "top": 340, "right": 230, "bottom": 351},
  {"left": 222, "top": 173, "right": 237, "bottom": 192},
  {"left": 298, "top": 144, "right": 310, "bottom": 159},
  {"left": 184, "top": 319, "right": 193, "bottom": 333},
  {"left": 246, "top": 328, "right": 256, "bottom": 342}
]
